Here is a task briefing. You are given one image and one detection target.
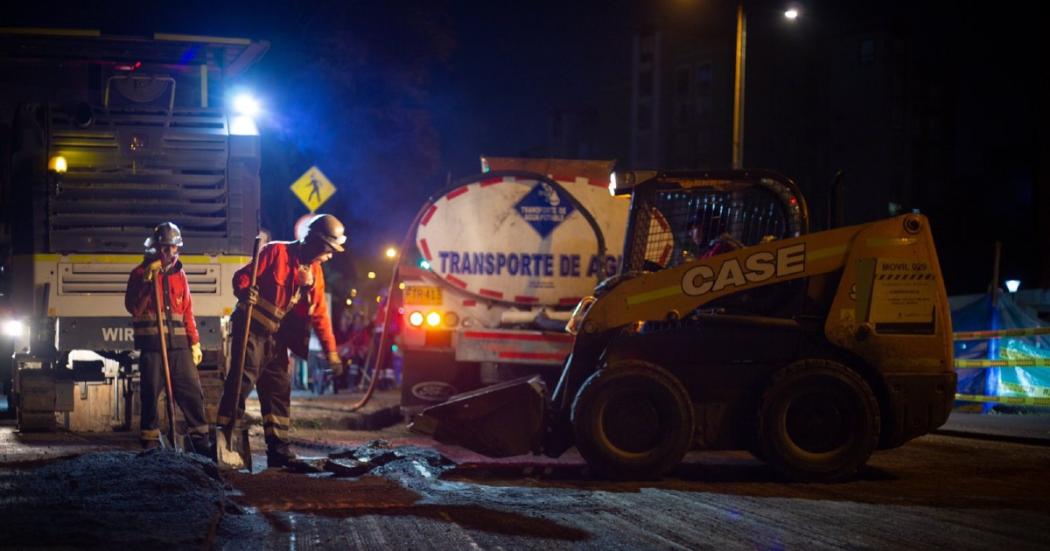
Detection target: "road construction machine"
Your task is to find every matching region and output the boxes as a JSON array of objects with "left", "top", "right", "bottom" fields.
[
  {"left": 412, "top": 169, "right": 955, "bottom": 481},
  {"left": 0, "top": 29, "right": 267, "bottom": 431}
]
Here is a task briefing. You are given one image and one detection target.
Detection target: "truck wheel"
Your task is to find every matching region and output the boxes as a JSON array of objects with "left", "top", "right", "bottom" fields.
[
  {"left": 758, "top": 359, "right": 880, "bottom": 482},
  {"left": 571, "top": 360, "right": 694, "bottom": 480}
]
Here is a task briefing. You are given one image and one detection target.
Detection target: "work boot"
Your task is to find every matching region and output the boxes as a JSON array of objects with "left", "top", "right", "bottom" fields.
[
  {"left": 266, "top": 446, "right": 297, "bottom": 468},
  {"left": 188, "top": 437, "right": 214, "bottom": 461}
]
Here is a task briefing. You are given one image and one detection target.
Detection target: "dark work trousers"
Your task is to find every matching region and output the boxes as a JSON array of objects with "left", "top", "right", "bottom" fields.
[
  {"left": 139, "top": 348, "right": 211, "bottom": 452},
  {"left": 217, "top": 327, "right": 292, "bottom": 455}
]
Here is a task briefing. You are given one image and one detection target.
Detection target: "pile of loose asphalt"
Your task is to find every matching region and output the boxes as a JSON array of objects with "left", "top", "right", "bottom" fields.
[
  {"left": 0, "top": 449, "right": 227, "bottom": 547},
  {"left": 0, "top": 440, "right": 457, "bottom": 546}
]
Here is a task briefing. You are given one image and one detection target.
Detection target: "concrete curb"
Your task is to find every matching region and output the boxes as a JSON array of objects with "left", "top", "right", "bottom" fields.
[
  {"left": 932, "top": 428, "right": 1050, "bottom": 447},
  {"left": 291, "top": 404, "right": 404, "bottom": 432}
]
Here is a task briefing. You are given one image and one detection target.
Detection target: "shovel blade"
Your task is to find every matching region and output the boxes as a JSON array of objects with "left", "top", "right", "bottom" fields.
[{"left": 212, "top": 426, "right": 252, "bottom": 471}]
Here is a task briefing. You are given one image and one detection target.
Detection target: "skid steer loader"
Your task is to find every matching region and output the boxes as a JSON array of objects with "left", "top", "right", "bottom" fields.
[{"left": 411, "top": 170, "right": 955, "bottom": 482}]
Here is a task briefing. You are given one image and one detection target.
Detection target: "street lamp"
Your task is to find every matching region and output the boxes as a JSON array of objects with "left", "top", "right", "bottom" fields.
[
  {"left": 385, "top": 246, "right": 397, "bottom": 259},
  {"left": 1005, "top": 279, "right": 1021, "bottom": 293},
  {"left": 732, "top": 2, "right": 800, "bottom": 169}
]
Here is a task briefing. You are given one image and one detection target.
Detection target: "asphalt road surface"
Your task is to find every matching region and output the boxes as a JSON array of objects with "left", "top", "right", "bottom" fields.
[{"left": 214, "top": 431, "right": 1050, "bottom": 550}]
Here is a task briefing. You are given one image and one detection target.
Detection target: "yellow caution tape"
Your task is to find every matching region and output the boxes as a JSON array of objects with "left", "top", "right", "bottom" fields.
[
  {"left": 955, "top": 394, "right": 1050, "bottom": 407},
  {"left": 954, "top": 327, "right": 1050, "bottom": 340},
  {"left": 955, "top": 358, "right": 1050, "bottom": 368}
]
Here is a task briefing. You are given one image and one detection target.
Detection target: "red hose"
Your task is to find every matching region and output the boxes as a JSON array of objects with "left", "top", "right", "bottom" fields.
[{"left": 346, "top": 199, "right": 435, "bottom": 412}]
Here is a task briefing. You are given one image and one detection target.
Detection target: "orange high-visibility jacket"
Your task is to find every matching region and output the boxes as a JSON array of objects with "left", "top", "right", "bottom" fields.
[
  {"left": 125, "top": 257, "right": 200, "bottom": 350},
  {"left": 232, "top": 241, "right": 337, "bottom": 358}
]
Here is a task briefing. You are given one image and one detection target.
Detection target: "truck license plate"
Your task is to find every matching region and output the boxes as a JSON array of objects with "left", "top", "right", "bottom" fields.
[{"left": 405, "top": 286, "right": 442, "bottom": 305}]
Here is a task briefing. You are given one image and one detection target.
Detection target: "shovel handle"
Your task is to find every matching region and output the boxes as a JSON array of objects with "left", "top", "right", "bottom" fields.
[
  {"left": 224, "top": 234, "right": 267, "bottom": 438},
  {"left": 153, "top": 273, "right": 177, "bottom": 448}
]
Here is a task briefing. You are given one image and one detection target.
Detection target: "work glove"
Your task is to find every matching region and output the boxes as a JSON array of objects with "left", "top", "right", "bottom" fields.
[
  {"left": 191, "top": 343, "right": 203, "bottom": 366},
  {"left": 245, "top": 285, "right": 260, "bottom": 306},
  {"left": 326, "top": 352, "right": 343, "bottom": 377},
  {"left": 143, "top": 259, "right": 163, "bottom": 282},
  {"left": 296, "top": 265, "right": 314, "bottom": 288}
]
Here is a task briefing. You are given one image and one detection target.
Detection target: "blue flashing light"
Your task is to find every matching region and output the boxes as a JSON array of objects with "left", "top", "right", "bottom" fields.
[{"left": 419, "top": 259, "right": 431, "bottom": 270}]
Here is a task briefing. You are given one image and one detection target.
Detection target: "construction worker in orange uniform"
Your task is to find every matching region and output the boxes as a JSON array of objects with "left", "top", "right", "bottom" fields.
[
  {"left": 216, "top": 214, "right": 346, "bottom": 467},
  {"left": 125, "top": 222, "right": 212, "bottom": 455}
]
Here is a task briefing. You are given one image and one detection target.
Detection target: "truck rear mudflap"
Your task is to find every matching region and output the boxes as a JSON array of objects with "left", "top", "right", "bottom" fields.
[{"left": 409, "top": 375, "right": 548, "bottom": 457}]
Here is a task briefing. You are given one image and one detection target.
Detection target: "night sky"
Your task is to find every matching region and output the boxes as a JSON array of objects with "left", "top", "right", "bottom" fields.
[{"left": 3, "top": 0, "right": 1041, "bottom": 296}]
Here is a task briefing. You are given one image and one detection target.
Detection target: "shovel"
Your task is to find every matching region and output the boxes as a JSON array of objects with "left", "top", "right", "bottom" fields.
[
  {"left": 215, "top": 234, "right": 266, "bottom": 470},
  {"left": 152, "top": 269, "right": 179, "bottom": 449}
]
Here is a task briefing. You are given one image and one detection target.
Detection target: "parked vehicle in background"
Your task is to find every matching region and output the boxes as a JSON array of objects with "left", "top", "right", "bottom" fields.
[{"left": 397, "top": 158, "right": 629, "bottom": 409}]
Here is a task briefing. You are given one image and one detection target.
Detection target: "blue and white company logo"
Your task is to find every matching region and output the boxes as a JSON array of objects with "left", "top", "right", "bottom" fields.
[{"left": 515, "top": 182, "right": 576, "bottom": 239}]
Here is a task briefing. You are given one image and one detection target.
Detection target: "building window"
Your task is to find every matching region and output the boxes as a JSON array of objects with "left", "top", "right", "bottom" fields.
[
  {"left": 639, "top": 34, "right": 655, "bottom": 64},
  {"left": 694, "top": 63, "right": 713, "bottom": 120},
  {"left": 860, "top": 39, "right": 875, "bottom": 65},
  {"left": 638, "top": 69, "right": 653, "bottom": 97},
  {"left": 695, "top": 63, "right": 712, "bottom": 94},
  {"left": 676, "top": 67, "right": 691, "bottom": 97},
  {"left": 674, "top": 102, "right": 692, "bottom": 127},
  {"left": 635, "top": 139, "right": 652, "bottom": 167},
  {"left": 637, "top": 104, "right": 652, "bottom": 130}
]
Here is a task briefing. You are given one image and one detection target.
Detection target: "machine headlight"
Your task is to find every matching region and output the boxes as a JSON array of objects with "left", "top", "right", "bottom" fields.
[
  {"left": 233, "top": 94, "right": 260, "bottom": 117},
  {"left": 48, "top": 155, "right": 68, "bottom": 173},
  {"left": 2, "top": 319, "right": 25, "bottom": 337}
]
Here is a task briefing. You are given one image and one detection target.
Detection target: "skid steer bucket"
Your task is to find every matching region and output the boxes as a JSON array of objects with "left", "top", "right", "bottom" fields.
[{"left": 409, "top": 375, "right": 548, "bottom": 457}]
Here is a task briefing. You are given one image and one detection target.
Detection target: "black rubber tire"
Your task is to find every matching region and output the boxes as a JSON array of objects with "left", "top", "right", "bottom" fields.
[
  {"left": 758, "top": 359, "right": 880, "bottom": 482},
  {"left": 571, "top": 360, "right": 695, "bottom": 480}
]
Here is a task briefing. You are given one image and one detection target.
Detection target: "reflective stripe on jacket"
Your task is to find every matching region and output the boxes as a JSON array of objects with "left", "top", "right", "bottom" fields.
[
  {"left": 232, "top": 241, "right": 337, "bottom": 358},
  {"left": 125, "top": 257, "right": 199, "bottom": 350}
]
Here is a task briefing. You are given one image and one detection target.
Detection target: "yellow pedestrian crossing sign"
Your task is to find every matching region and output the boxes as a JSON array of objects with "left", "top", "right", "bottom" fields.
[{"left": 290, "top": 166, "right": 337, "bottom": 212}]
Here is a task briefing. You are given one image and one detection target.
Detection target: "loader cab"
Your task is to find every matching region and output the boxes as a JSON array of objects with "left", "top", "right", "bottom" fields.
[
  {"left": 617, "top": 170, "right": 809, "bottom": 318},
  {"left": 618, "top": 170, "right": 808, "bottom": 272}
]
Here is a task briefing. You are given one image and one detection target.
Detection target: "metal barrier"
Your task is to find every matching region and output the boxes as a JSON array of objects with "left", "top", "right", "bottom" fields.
[{"left": 953, "top": 327, "right": 1050, "bottom": 406}]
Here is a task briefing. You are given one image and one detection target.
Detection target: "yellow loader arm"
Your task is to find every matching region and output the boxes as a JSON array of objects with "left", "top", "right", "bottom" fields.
[{"left": 578, "top": 213, "right": 953, "bottom": 375}]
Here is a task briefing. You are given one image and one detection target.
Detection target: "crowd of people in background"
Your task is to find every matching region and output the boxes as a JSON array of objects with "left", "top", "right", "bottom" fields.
[{"left": 301, "top": 300, "right": 402, "bottom": 396}]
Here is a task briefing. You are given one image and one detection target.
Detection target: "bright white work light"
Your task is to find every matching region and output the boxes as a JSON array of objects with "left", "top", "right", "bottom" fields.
[
  {"left": 2, "top": 319, "right": 24, "bottom": 337},
  {"left": 233, "top": 94, "right": 260, "bottom": 117},
  {"left": 1005, "top": 280, "right": 1021, "bottom": 293}
]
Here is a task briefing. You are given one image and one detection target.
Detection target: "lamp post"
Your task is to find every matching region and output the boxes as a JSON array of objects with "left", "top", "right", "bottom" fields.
[
  {"left": 731, "top": 2, "right": 800, "bottom": 169},
  {"left": 731, "top": 2, "right": 747, "bottom": 169}
]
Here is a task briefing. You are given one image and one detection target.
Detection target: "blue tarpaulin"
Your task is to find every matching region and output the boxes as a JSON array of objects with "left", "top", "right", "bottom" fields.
[{"left": 952, "top": 293, "right": 1050, "bottom": 404}]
